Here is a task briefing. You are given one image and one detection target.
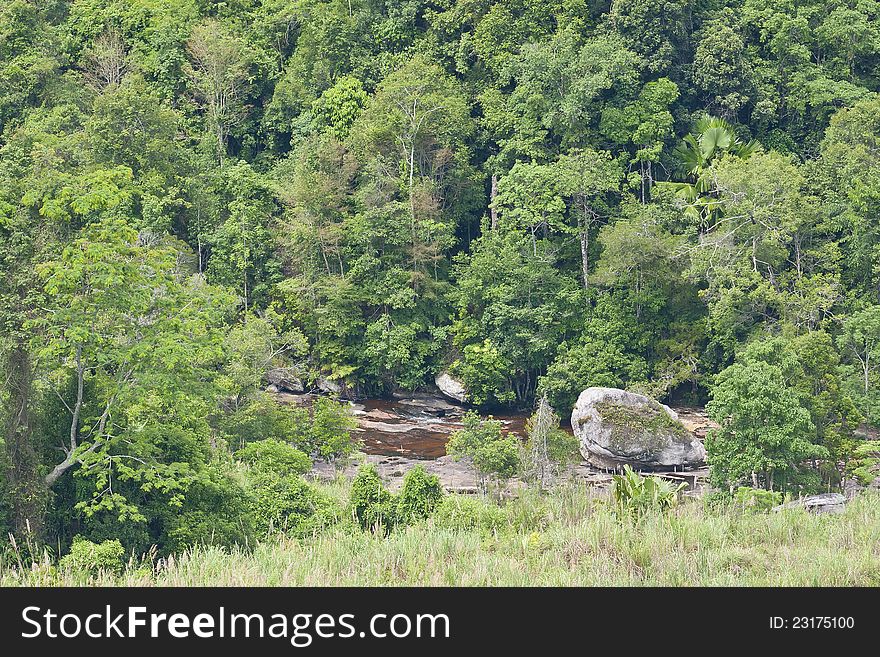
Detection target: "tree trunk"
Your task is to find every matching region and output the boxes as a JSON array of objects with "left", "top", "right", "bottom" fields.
[
  {"left": 578, "top": 210, "right": 590, "bottom": 291},
  {"left": 490, "top": 174, "right": 499, "bottom": 230},
  {"left": 3, "top": 343, "right": 46, "bottom": 540}
]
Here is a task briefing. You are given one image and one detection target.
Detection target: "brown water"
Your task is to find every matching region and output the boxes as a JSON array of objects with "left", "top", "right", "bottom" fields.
[
  {"left": 350, "top": 395, "right": 533, "bottom": 459},
  {"left": 273, "top": 391, "right": 530, "bottom": 459}
]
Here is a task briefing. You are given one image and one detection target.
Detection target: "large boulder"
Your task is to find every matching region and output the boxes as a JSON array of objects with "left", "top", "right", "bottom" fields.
[
  {"left": 435, "top": 371, "right": 467, "bottom": 403},
  {"left": 266, "top": 368, "right": 305, "bottom": 393},
  {"left": 571, "top": 387, "right": 706, "bottom": 470}
]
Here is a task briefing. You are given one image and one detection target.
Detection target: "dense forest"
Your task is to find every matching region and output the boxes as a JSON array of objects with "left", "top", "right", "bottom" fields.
[{"left": 2, "top": 0, "right": 880, "bottom": 561}]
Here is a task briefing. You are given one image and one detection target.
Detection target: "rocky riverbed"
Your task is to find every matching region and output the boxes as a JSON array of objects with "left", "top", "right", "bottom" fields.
[{"left": 271, "top": 387, "right": 713, "bottom": 493}]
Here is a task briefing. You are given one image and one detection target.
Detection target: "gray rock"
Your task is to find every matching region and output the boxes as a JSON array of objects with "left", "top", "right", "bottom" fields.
[
  {"left": 435, "top": 371, "right": 467, "bottom": 403},
  {"left": 571, "top": 387, "right": 707, "bottom": 470},
  {"left": 266, "top": 367, "right": 305, "bottom": 393},
  {"left": 316, "top": 376, "right": 342, "bottom": 395},
  {"left": 774, "top": 493, "right": 848, "bottom": 515}
]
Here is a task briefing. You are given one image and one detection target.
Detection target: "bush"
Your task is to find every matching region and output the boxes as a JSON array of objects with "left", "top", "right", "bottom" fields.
[
  {"left": 59, "top": 537, "right": 125, "bottom": 575},
  {"left": 236, "top": 439, "right": 311, "bottom": 476},
  {"left": 395, "top": 466, "right": 444, "bottom": 525},
  {"left": 248, "top": 471, "right": 340, "bottom": 538},
  {"left": 348, "top": 464, "right": 395, "bottom": 533},
  {"left": 447, "top": 412, "right": 520, "bottom": 489},
  {"left": 433, "top": 495, "right": 506, "bottom": 532},
  {"left": 734, "top": 486, "right": 784, "bottom": 512},
  {"left": 520, "top": 395, "right": 580, "bottom": 487},
  {"left": 611, "top": 466, "right": 685, "bottom": 517},
  {"left": 221, "top": 393, "right": 311, "bottom": 448},
  {"left": 163, "top": 465, "right": 256, "bottom": 552},
  {"left": 309, "top": 397, "right": 358, "bottom": 462}
]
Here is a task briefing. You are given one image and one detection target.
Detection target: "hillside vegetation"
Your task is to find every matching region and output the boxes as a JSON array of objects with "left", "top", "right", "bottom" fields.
[{"left": 2, "top": 0, "right": 880, "bottom": 571}]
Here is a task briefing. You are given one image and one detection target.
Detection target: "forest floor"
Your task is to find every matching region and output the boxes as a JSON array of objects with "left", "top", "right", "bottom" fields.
[{"left": 4, "top": 483, "right": 878, "bottom": 586}]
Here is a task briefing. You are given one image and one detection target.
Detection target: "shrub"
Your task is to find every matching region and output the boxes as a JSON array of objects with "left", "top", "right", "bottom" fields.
[
  {"left": 236, "top": 439, "right": 311, "bottom": 476},
  {"left": 163, "top": 465, "right": 256, "bottom": 552},
  {"left": 395, "top": 466, "right": 444, "bottom": 525},
  {"left": 433, "top": 495, "right": 506, "bottom": 532},
  {"left": 58, "top": 537, "right": 125, "bottom": 575},
  {"left": 520, "top": 395, "right": 580, "bottom": 487},
  {"left": 734, "top": 486, "right": 784, "bottom": 512},
  {"left": 248, "top": 472, "right": 340, "bottom": 538},
  {"left": 221, "top": 393, "right": 311, "bottom": 448},
  {"left": 611, "top": 466, "right": 685, "bottom": 517},
  {"left": 348, "top": 464, "right": 395, "bottom": 532},
  {"left": 447, "top": 412, "right": 520, "bottom": 489}
]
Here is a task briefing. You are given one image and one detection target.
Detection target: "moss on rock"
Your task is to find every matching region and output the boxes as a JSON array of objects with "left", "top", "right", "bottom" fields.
[{"left": 595, "top": 401, "right": 687, "bottom": 457}]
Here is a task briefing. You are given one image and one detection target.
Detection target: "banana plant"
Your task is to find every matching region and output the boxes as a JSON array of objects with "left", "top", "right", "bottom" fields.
[{"left": 611, "top": 465, "right": 687, "bottom": 516}]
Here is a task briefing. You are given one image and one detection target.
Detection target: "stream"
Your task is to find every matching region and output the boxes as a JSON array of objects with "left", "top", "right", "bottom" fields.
[{"left": 272, "top": 389, "right": 716, "bottom": 461}]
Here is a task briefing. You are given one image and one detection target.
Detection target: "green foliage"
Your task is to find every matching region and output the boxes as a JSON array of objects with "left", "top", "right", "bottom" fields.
[
  {"left": 850, "top": 440, "right": 880, "bottom": 485},
  {"left": 162, "top": 464, "right": 255, "bottom": 553},
  {"left": 432, "top": 495, "right": 507, "bottom": 533},
  {"left": 348, "top": 464, "right": 395, "bottom": 533},
  {"left": 734, "top": 487, "right": 784, "bottom": 513},
  {"left": 309, "top": 397, "right": 358, "bottom": 463},
  {"left": 707, "top": 360, "right": 827, "bottom": 493},
  {"left": 839, "top": 306, "right": 880, "bottom": 424},
  {"left": 5, "top": 0, "right": 880, "bottom": 560},
  {"left": 312, "top": 76, "right": 368, "bottom": 141},
  {"left": 235, "top": 439, "right": 311, "bottom": 477},
  {"left": 660, "top": 115, "right": 757, "bottom": 223},
  {"left": 450, "top": 230, "right": 580, "bottom": 406},
  {"left": 222, "top": 312, "right": 308, "bottom": 403},
  {"left": 59, "top": 537, "right": 125, "bottom": 575},
  {"left": 31, "top": 217, "right": 237, "bottom": 542},
  {"left": 247, "top": 470, "right": 339, "bottom": 539},
  {"left": 539, "top": 317, "right": 649, "bottom": 411},
  {"left": 222, "top": 395, "right": 356, "bottom": 464},
  {"left": 220, "top": 394, "right": 311, "bottom": 449},
  {"left": 611, "top": 466, "right": 685, "bottom": 517},
  {"left": 520, "top": 395, "right": 579, "bottom": 487},
  {"left": 395, "top": 466, "right": 444, "bottom": 525},
  {"left": 446, "top": 412, "right": 520, "bottom": 487}
]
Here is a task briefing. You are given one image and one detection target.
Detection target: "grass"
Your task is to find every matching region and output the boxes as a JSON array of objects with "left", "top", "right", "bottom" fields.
[{"left": 2, "top": 482, "right": 879, "bottom": 586}]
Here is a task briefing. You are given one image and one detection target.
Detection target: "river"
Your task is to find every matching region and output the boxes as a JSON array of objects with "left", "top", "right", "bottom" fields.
[{"left": 272, "top": 389, "right": 715, "bottom": 460}]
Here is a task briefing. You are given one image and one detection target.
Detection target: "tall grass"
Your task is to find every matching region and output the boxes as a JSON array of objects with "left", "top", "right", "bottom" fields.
[{"left": 3, "top": 484, "right": 879, "bottom": 586}]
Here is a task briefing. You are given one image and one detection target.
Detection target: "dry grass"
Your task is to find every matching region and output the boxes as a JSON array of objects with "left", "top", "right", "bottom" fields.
[{"left": 3, "top": 484, "right": 879, "bottom": 586}]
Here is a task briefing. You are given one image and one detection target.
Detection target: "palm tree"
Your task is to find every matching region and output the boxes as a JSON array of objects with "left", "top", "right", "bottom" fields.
[{"left": 661, "top": 116, "right": 757, "bottom": 224}]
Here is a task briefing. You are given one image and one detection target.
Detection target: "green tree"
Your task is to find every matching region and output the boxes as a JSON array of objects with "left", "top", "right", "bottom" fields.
[
  {"left": 395, "top": 465, "right": 444, "bottom": 525},
  {"left": 32, "top": 218, "right": 236, "bottom": 540},
  {"left": 662, "top": 116, "right": 758, "bottom": 225},
  {"left": 706, "top": 360, "right": 826, "bottom": 492},
  {"left": 556, "top": 149, "right": 622, "bottom": 289},
  {"left": 839, "top": 306, "right": 880, "bottom": 423},
  {"left": 446, "top": 411, "right": 520, "bottom": 490},
  {"left": 185, "top": 19, "right": 251, "bottom": 159},
  {"left": 450, "top": 230, "right": 580, "bottom": 405}
]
